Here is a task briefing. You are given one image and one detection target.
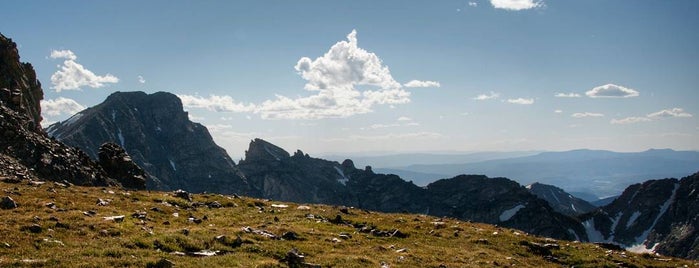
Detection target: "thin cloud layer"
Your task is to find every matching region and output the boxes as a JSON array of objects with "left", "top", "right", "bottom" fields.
[
  {"left": 40, "top": 97, "right": 85, "bottom": 116},
  {"left": 404, "top": 80, "right": 441, "bottom": 88},
  {"left": 506, "top": 98, "right": 534, "bottom": 105},
  {"left": 49, "top": 49, "right": 119, "bottom": 92},
  {"left": 647, "top": 108, "right": 693, "bottom": 118},
  {"left": 585, "top": 84, "right": 639, "bottom": 98},
  {"left": 473, "top": 91, "right": 500, "bottom": 100},
  {"left": 610, "top": 117, "right": 651, "bottom": 125},
  {"left": 555, "top": 92, "right": 581, "bottom": 98},
  {"left": 178, "top": 94, "right": 256, "bottom": 113},
  {"left": 572, "top": 112, "right": 604, "bottom": 118},
  {"left": 490, "top": 0, "right": 544, "bottom": 10}
]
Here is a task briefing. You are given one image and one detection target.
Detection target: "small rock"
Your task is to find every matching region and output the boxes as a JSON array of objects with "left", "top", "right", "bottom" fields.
[
  {"left": 1, "top": 196, "right": 18, "bottom": 209},
  {"left": 22, "top": 224, "right": 42, "bottom": 233},
  {"left": 96, "top": 198, "right": 109, "bottom": 206},
  {"left": 296, "top": 205, "right": 311, "bottom": 210},
  {"left": 173, "top": 189, "right": 192, "bottom": 201},
  {"left": 339, "top": 206, "right": 350, "bottom": 214},
  {"left": 339, "top": 232, "right": 352, "bottom": 240},
  {"left": 103, "top": 215, "right": 125, "bottom": 222},
  {"left": 45, "top": 202, "right": 57, "bottom": 209},
  {"left": 182, "top": 229, "right": 190, "bottom": 235},
  {"left": 131, "top": 211, "right": 147, "bottom": 219},
  {"left": 207, "top": 201, "right": 222, "bottom": 208},
  {"left": 390, "top": 229, "right": 408, "bottom": 238},
  {"left": 395, "top": 248, "right": 408, "bottom": 253},
  {"left": 150, "top": 207, "right": 163, "bottom": 212},
  {"left": 282, "top": 231, "right": 300, "bottom": 241},
  {"left": 271, "top": 204, "right": 288, "bottom": 208}
]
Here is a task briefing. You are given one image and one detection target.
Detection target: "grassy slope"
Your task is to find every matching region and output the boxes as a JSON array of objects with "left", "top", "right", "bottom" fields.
[{"left": 0, "top": 181, "right": 694, "bottom": 268}]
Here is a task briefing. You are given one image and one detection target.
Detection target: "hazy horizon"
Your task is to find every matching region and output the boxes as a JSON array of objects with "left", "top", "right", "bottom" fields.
[{"left": 4, "top": 1, "right": 698, "bottom": 159}]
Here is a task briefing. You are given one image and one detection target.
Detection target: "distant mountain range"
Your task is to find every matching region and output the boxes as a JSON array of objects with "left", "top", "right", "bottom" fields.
[{"left": 380, "top": 149, "right": 699, "bottom": 198}]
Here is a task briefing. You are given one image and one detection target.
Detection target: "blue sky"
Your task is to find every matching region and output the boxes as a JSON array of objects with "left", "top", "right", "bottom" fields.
[{"left": 3, "top": 0, "right": 698, "bottom": 159}]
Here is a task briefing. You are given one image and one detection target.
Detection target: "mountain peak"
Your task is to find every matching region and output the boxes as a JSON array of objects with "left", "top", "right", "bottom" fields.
[
  {"left": 243, "top": 138, "right": 291, "bottom": 162},
  {"left": 0, "top": 33, "right": 43, "bottom": 131}
]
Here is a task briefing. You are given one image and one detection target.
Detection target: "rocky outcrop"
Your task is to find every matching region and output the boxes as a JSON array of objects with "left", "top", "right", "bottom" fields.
[
  {"left": 0, "top": 33, "right": 43, "bottom": 131},
  {"left": 98, "top": 142, "right": 147, "bottom": 190},
  {"left": 526, "top": 182, "right": 596, "bottom": 216},
  {"left": 426, "top": 175, "right": 586, "bottom": 241},
  {"left": 46, "top": 91, "right": 251, "bottom": 194},
  {"left": 581, "top": 172, "right": 699, "bottom": 259},
  {"left": 238, "top": 139, "right": 584, "bottom": 240}
]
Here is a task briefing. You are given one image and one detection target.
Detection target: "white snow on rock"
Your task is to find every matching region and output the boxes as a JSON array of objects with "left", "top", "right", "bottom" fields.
[
  {"left": 169, "top": 159, "right": 177, "bottom": 171},
  {"left": 499, "top": 204, "right": 525, "bottom": 222},
  {"left": 583, "top": 219, "right": 608, "bottom": 242},
  {"left": 568, "top": 228, "right": 580, "bottom": 241},
  {"left": 630, "top": 183, "right": 680, "bottom": 248},
  {"left": 626, "top": 211, "right": 642, "bottom": 228},
  {"left": 64, "top": 112, "right": 83, "bottom": 127},
  {"left": 334, "top": 166, "right": 349, "bottom": 185},
  {"left": 117, "top": 128, "right": 125, "bottom": 147}
]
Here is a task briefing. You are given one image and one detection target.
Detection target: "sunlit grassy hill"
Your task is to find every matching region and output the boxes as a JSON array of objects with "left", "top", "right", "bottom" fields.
[{"left": 0, "top": 180, "right": 695, "bottom": 267}]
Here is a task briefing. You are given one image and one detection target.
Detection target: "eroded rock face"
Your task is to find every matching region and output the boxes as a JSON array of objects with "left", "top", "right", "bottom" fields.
[
  {"left": 0, "top": 33, "right": 43, "bottom": 131},
  {"left": 98, "top": 142, "right": 147, "bottom": 190},
  {"left": 237, "top": 139, "right": 585, "bottom": 241},
  {"left": 581, "top": 172, "right": 699, "bottom": 259},
  {"left": 526, "top": 182, "right": 596, "bottom": 217},
  {"left": 46, "top": 91, "right": 251, "bottom": 194}
]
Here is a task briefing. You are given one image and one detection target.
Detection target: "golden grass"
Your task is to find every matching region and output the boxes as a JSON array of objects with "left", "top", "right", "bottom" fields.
[{"left": 0, "top": 181, "right": 695, "bottom": 267}]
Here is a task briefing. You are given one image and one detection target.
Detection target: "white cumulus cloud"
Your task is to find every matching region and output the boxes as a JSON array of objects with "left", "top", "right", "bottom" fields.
[
  {"left": 585, "top": 84, "right": 639, "bottom": 98},
  {"left": 610, "top": 117, "right": 651, "bottom": 125},
  {"left": 571, "top": 112, "right": 604, "bottom": 118},
  {"left": 647, "top": 108, "right": 693, "bottom": 118},
  {"left": 490, "top": 0, "right": 543, "bottom": 10},
  {"left": 473, "top": 91, "right": 500, "bottom": 100},
  {"left": 178, "top": 94, "right": 256, "bottom": 113},
  {"left": 40, "top": 97, "right": 85, "bottom": 116},
  {"left": 468, "top": 2, "right": 478, "bottom": 7},
  {"left": 554, "top": 92, "right": 581, "bottom": 98},
  {"left": 256, "top": 30, "right": 411, "bottom": 119},
  {"left": 397, "top": 116, "right": 412, "bottom": 121},
  {"left": 49, "top": 49, "right": 119, "bottom": 92},
  {"left": 138, "top": 75, "right": 146, "bottom": 84},
  {"left": 506, "top": 98, "right": 534, "bottom": 105},
  {"left": 404, "top": 80, "right": 441, "bottom": 88}
]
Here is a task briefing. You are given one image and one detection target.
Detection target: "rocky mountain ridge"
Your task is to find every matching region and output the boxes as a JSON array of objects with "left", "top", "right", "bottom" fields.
[
  {"left": 581, "top": 172, "right": 699, "bottom": 259},
  {"left": 46, "top": 91, "right": 251, "bottom": 194},
  {"left": 0, "top": 32, "right": 144, "bottom": 189},
  {"left": 526, "top": 182, "right": 597, "bottom": 216}
]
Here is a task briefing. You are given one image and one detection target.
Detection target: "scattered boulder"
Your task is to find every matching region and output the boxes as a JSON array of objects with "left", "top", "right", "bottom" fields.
[
  {"left": 282, "top": 231, "right": 300, "bottom": 241},
  {"left": 96, "top": 198, "right": 110, "bottom": 206},
  {"left": 174, "top": 189, "right": 192, "bottom": 202},
  {"left": 103, "top": 215, "right": 125, "bottom": 222},
  {"left": 98, "top": 142, "right": 147, "bottom": 190},
  {"left": 1, "top": 196, "right": 17, "bottom": 209},
  {"left": 21, "top": 224, "right": 42, "bottom": 233}
]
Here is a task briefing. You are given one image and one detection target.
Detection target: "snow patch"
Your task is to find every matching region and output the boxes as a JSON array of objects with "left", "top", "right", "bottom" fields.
[
  {"left": 117, "top": 128, "right": 125, "bottom": 147},
  {"left": 111, "top": 110, "right": 116, "bottom": 121},
  {"left": 525, "top": 184, "right": 532, "bottom": 190},
  {"left": 626, "top": 211, "right": 641, "bottom": 228},
  {"left": 627, "top": 242, "right": 659, "bottom": 254},
  {"left": 549, "top": 189, "right": 560, "bottom": 203},
  {"left": 583, "top": 219, "right": 608, "bottom": 242},
  {"left": 169, "top": 160, "right": 177, "bottom": 171},
  {"left": 571, "top": 203, "right": 577, "bottom": 212},
  {"left": 499, "top": 204, "right": 525, "bottom": 222},
  {"left": 568, "top": 228, "right": 580, "bottom": 241},
  {"left": 632, "top": 183, "right": 680, "bottom": 246},
  {"left": 334, "top": 166, "right": 349, "bottom": 185}
]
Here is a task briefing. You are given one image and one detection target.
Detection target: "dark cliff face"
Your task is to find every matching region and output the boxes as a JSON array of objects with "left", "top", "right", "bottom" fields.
[
  {"left": 581, "top": 173, "right": 699, "bottom": 259},
  {"left": 238, "top": 139, "right": 584, "bottom": 240},
  {"left": 0, "top": 33, "right": 43, "bottom": 131},
  {"left": 527, "top": 182, "right": 596, "bottom": 217},
  {"left": 0, "top": 32, "right": 125, "bottom": 187},
  {"left": 47, "top": 91, "right": 251, "bottom": 194},
  {"left": 426, "top": 175, "right": 586, "bottom": 241},
  {"left": 646, "top": 172, "right": 699, "bottom": 259},
  {"left": 98, "top": 142, "right": 147, "bottom": 190}
]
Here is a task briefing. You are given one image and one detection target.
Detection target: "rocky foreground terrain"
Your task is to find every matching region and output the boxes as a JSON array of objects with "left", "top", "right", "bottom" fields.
[{"left": 0, "top": 180, "right": 695, "bottom": 267}]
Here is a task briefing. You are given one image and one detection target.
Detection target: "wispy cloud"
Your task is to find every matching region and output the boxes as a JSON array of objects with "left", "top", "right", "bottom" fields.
[
  {"left": 554, "top": 92, "right": 581, "bottom": 98},
  {"left": 178, "top": 94, "right": 256, "bottom": 112},
  {"left": 137, "top": 75, "right": 146, "bottom": 84},
  {"left": 40, "top": 97, "right": 85, "bottom": 116},
  {"left": 490, "top": 0, "right": 544, "bottom": 10},
  {"left": 468, "top": 2, "right": 478, "bottom": 7},
  {"left": 610, "top": 116, "right": 651, "bottom": 125},
  {"left": 647, "top": 108, "right": 693, "bottom": 118},
  {"left": 49, "top": 49, "right": 119, "bottom": 92},
  {"left": 585, "top": 84, "right": 639, "bottom": 98},
  {"left": 473, "top": 91, "right": 500, "bottom": 100},
  {"left": 397, "top": 116, "right": 412, "bottom": 121},
  {"left": 610, "top": 107, "right": 693, "bottom": 125},
  {"left": 404, "top": 80, "right": 441, "bottom": 88},
  {"left": 571, "top": 112, "right": 604, "bottom": 118},
  {"left": 506, "top": 98, "right": 534, "bottom": 105}
]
